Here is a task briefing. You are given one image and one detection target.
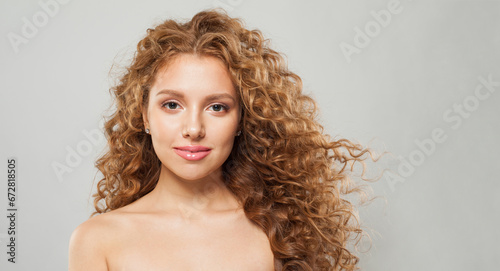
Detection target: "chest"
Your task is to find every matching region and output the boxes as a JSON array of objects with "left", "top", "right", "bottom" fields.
[{"left": 106, "top": 215, "right": 275, "bottom": 271}]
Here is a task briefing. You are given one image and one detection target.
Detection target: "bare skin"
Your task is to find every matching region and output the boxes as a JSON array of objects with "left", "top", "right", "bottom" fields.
[
  {"left": 69, "top": 179, "right": 275, "bottom": 270},
  {"left": 69, "top": 55, "right": 275, "bottom": 270}
]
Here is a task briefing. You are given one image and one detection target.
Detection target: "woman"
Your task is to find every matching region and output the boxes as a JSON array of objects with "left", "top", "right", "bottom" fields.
[{"left": 69, "top": 9, "right": 373, "bottom": 271}]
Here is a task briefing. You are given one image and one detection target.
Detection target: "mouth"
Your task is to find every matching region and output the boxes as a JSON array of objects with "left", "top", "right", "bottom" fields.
[
  {"left": 174, "top": 145, "right": 212, "bottom": 161},
  {"left": 174, "top": 145, "right": 211, "bottom": 152}
]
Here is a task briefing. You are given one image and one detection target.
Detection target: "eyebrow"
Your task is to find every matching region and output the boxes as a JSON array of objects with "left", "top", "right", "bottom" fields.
[{"left": 156, "top": 89, "right": 237, "bottom": 103}]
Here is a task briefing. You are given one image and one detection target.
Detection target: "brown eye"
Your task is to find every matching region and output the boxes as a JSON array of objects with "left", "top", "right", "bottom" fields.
[
  {"left": 163, "top": 102, "right": 179, "bottom": 110},
  {"left": 209, "top": 104, "right": 228, "bottom": 112}
]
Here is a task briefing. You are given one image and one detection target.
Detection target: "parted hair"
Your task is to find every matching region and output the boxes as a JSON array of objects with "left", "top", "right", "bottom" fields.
[{"left": 93, "top": 9, "right": 374, "bottom": 270}]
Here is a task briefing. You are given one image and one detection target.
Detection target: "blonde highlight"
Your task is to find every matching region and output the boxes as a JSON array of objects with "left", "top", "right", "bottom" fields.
[{"left": 93, "top": 9, "right": 375, "bottom": 270}]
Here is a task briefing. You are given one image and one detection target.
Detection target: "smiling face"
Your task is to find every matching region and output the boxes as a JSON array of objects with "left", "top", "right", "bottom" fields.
[{"left": 143, "top": 54, "right": 241, "bottom": 183}]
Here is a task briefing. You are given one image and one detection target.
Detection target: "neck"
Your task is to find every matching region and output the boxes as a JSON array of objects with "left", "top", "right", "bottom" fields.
[{"left": 145, "top": 165, "right": 241, "bottom": 219}]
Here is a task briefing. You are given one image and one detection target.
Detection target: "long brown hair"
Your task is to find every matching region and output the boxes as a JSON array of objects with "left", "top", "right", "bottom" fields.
[{"left": 93, "top": 9, "right": 375, "bottom": 270}]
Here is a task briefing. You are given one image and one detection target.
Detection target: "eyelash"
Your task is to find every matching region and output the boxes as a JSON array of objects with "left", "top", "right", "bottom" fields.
[{"left": 161, "top": 101, "right": 229, "bottom": 112}]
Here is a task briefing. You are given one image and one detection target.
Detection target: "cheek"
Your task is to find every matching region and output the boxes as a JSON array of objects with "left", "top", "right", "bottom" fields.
[
  {"left": 210, "top": 119, "right": 239, "bottom": 146},
  {"left": 148, "top": 111, "right": 179, "bottom": 144}
]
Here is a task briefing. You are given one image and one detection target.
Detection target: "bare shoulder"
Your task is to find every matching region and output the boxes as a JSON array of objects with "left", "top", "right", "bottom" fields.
[{"left": 68, "top": 211, "right": 128, "bottom": 271}]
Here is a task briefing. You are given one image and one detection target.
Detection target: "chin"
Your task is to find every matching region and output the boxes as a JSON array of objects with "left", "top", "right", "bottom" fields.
[{"left": 166, "top": 165, "right": 222, "bottom": 182}]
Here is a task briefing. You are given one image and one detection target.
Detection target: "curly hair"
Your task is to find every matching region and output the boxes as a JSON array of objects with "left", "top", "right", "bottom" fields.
[{"left": 93, "top": 9, "right": 375, "bottom": 270}]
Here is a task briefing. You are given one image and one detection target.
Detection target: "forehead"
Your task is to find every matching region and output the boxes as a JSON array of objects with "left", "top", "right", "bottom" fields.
[{"left": 150, "top": 54, "right": 237, "bottom": 98}]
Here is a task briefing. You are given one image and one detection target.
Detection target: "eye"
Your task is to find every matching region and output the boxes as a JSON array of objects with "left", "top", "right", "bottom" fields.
[
  {"left": 209, "top": 104, "right": 229, "bottom": 112},
  {"left": 162, "top": 101, "right": 180, "bottom": 110}
]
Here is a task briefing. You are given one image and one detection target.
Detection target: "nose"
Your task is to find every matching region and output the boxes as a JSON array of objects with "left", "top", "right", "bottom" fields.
[{"left": 182, "top": 109, "right": 205, "bottom": 139}]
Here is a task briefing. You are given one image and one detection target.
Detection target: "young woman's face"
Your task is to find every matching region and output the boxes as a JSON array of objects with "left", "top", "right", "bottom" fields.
[{"left": 144, "top": 54, "right": 241, "bottom": 182}]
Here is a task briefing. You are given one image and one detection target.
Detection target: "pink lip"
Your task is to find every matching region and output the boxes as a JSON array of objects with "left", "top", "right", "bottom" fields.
[{"left": 174, "top": 145, "right": 212, "bottom": 161}]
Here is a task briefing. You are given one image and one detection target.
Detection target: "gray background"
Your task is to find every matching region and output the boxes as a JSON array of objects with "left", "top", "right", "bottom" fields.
[{"left": 1, "top": 0, "right": 499, "bottom": 270}]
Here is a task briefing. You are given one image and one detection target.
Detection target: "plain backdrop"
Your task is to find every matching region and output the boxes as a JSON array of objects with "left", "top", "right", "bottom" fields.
[{"left": 1, "top": 0, "right": 499, "bottom": 270}]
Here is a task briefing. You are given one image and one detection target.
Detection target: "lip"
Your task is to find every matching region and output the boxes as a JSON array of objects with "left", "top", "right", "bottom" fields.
[{"left": 174, "top": 145, "right": 212, "bottom": 161}]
